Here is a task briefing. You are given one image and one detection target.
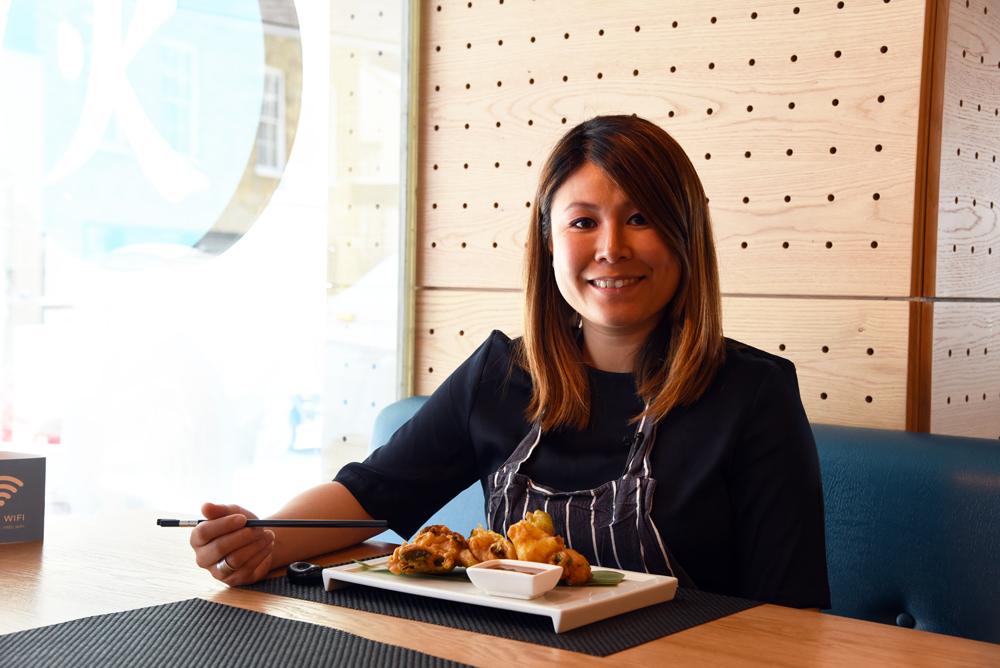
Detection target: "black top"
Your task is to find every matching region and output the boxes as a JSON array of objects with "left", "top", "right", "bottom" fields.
[{"left": 335, "top": 330, "right": 831, "bottom": 608}]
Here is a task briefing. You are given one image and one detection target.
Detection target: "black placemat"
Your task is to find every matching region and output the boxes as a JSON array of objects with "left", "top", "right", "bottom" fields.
[
  {"left": 246, "top": 567, "right": 762, "bottom": 657},
  {"left": 0, "top": 598, "right": 467, "bottom": 668}
]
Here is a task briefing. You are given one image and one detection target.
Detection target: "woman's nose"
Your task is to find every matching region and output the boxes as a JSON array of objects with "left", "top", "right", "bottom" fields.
[{"left": 595, "top": 222, "right": 631, "bottom": 263}]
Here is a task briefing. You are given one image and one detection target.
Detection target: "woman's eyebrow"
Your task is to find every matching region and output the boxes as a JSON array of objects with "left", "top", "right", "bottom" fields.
[
  {"left": 562, "top": 200, "right": 636, "bottom": 212},
  {"left": 562, "top": 201, "right": 600, "bottom": 211}
]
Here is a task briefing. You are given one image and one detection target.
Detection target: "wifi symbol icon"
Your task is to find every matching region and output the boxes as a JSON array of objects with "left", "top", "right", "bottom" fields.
[{"left": 0, "top": 475, "right": 24, "bottom": 507}]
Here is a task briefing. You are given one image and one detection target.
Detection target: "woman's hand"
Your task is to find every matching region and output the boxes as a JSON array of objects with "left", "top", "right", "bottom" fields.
[{"left": 190, "top": 502, "right": 276, "bottom": 586}]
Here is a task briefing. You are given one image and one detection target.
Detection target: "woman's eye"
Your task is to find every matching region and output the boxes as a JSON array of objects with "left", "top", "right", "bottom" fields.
[
  {"left": 570, "top": 218, "right": 596, "bottom": 229},
  {"left": 627, "top": 214, "right": 647, "bottom": 226}
]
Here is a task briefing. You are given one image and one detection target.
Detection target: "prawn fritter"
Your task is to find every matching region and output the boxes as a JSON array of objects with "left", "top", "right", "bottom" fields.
[
  {"left": 467, "top": 526, "right": 516, "bottom": 562},
  {"left": 549, "top": 548, "right": 592, "bottom": 586},
  {"left": 387, "top": 524, "right": 477, "bottom": 574},
  {"left": 507, "top": 514, "right": 565, "bottom": 563}
]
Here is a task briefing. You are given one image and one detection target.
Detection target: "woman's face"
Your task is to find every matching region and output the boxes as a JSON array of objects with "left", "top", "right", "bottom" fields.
[{"left": 549, "top": 161, "right": 681, "bottom": 341}]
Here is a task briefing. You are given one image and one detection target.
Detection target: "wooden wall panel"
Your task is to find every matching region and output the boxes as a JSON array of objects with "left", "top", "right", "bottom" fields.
[
  {"left": 412, "top": 1, "right": 936, "bottom": 431},
  {"left": 930, "top": 302, "right": 1000, "bottom": 439},
  {"left": 415, "top": 290, "right": 909, "bottom": 429},
  {"left": 418, "top": 0, "right": 926, "bottom": 296},
  {"left": 936, "top": 0, "right": 1000, "bottom": 298},
  {"left": 722, "top": 297, "right": 910, "bottom": 429},
  {"left": 928, "top": 0, "right": 1000, "bottom": 439},
  {"left": 414, "top": 289, "right": 523, "bottom": 395}
]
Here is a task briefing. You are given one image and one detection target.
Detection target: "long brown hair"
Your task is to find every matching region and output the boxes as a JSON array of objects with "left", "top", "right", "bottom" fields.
[{"left": 518, "top": 115, "right": 725, "bottom": 431}]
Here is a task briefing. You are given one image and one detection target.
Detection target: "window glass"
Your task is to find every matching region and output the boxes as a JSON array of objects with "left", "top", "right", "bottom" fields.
[{"left": 0, "top": 1, "right": 405, "bottom": 516}]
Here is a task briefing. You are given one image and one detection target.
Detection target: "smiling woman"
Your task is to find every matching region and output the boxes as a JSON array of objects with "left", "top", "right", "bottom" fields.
[
  {"left": 523, "top": 115, "right": 723, "bottom": 431},
  {"left": 194, "top": 115, "right": 830, "bottom": 612},
  {"left": 548, "top": 162, "right": 682, "bottom": 372}
]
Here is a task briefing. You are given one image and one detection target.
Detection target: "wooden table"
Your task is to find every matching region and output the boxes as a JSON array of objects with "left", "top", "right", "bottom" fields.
[{"left": 2, "top": 513, "right": 997, "bottom": 667}]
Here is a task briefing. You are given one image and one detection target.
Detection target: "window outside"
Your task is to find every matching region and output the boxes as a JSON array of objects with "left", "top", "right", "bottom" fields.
[{"left": 0, "top": 0, "right": 405, "bottom": 517}]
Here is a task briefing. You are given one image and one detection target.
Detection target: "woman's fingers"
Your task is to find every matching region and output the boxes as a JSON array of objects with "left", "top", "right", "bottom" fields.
[
  {"left": 219, "top": 530, "right": 274, "bottom": 572},
  {"left": 216, "top": 533, "right": 275, "bottom": 585},
  {"left": 194, "top": 526, "right": 268, "bottom": 569},
  {"left": 201, "top": 502, "right": 257, "bottom": 522}
]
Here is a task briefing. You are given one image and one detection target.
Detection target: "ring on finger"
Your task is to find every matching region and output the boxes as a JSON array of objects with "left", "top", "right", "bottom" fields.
[{"left": 216, "top": 557, "right": 237, "bottom": 576}]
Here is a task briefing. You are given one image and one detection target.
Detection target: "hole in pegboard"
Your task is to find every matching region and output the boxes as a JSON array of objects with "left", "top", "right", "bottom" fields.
[
  {"left": 821, "top": 392, "right": 828, "bottom": 400},
  {"left": 778, "top": 343, "right": 786, "bottom": 351}
]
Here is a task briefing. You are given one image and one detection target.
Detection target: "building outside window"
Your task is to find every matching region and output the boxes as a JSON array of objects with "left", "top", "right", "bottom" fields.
[{"left": 255, "top": 66, "right": 285, "bottom": 177}]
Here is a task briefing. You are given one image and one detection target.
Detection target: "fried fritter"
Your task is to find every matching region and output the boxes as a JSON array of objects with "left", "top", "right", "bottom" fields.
[
  {"left": 549, "top": 548, "right": 592, "bottom": 586},
  {"left": 387, "top": 524, "right": 477, "bottom": 575},
  {"left": 387, "top": 542, "right": 455, "bottom": 574},
  {"left": 467, "top": 526, "right": 516, "bottom": 562},
  {"left": 507, "top": 510, "right": 592, "bottom": 585},
  {"left": 508, "top": 514, "right": 565, "bottom": 563}
]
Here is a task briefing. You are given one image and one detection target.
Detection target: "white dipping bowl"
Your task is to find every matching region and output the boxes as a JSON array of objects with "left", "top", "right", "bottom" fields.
[{"left": 466, "top": 559, "right": 563, "bottom": 599}]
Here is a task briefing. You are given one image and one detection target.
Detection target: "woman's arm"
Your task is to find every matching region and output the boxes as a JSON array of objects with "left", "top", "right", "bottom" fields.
[
  {"left": 190, "top": 482, "right": 381, "bottom": 586},
  {"left": 731, "top": 360, "right": 831, "bottom": 609},
  {"left": 267, "top": 481, "right": 383, "bottom": 566}
]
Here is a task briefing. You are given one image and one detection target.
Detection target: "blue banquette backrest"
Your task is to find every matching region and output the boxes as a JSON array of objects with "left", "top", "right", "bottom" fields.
[{"left": 368, "top": 397, "right": 1000, "bottom": 644}]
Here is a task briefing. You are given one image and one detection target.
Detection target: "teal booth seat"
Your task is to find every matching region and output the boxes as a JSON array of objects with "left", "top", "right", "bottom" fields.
[{"left": 369, "top": 397, "right": 1000, "bottom": 644}]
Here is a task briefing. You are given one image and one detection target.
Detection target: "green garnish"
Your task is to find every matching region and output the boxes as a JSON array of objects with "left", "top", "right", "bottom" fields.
[
  {"left": 586, "top": 570, "right": 626, "bottom": 586},
  {"left": 352, "top": 559, "right": 389, "bottom": 572}
]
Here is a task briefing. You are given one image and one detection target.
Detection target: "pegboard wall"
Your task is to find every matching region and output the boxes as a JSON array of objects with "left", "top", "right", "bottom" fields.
[
  {"left": 930, "top": 0, "right": 1000, "bottom": 438},
  {"left": 412, "top": 0, "right": 994, "bottom": 435}
]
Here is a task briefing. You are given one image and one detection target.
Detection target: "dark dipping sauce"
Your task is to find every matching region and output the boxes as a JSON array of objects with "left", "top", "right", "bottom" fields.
[{"left": 482, "top": 563, "right": 548, "bottom": 575}]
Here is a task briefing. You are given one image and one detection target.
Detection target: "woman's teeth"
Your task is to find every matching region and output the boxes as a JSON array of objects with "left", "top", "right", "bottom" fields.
[{"left": 591, "top": 277, "right": 639, "bottom": 289}]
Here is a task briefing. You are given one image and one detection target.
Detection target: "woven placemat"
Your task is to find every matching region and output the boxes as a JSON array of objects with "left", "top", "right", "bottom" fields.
[
  {"left": 0, "top": 598, "right": 467, "bottom": 668},
  {"left": 247, "top": 569, "right": 761, "bottom": 657}
]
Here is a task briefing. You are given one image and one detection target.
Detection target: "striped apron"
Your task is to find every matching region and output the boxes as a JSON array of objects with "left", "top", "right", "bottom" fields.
[{"left": 486, "top": 415, "right": 692, "bottom": 584}]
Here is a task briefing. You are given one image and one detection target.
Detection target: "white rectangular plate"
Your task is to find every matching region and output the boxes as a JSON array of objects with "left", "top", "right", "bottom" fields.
[{"left": 322, "top": 557, "right": 678, "bottom": 633}]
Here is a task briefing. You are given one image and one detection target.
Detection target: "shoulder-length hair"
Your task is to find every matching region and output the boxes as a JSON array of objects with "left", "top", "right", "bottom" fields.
[{"left": 518, "top": 115, "right": 725, "bottom": 431}]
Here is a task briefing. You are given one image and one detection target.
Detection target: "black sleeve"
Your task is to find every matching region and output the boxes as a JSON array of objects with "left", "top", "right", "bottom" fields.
[
  {"left": 730, "top": 360, "right": 831, "bottom": 608},
  {"left": 333, "top": 333, "right": 497, "bottom": 538}
]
